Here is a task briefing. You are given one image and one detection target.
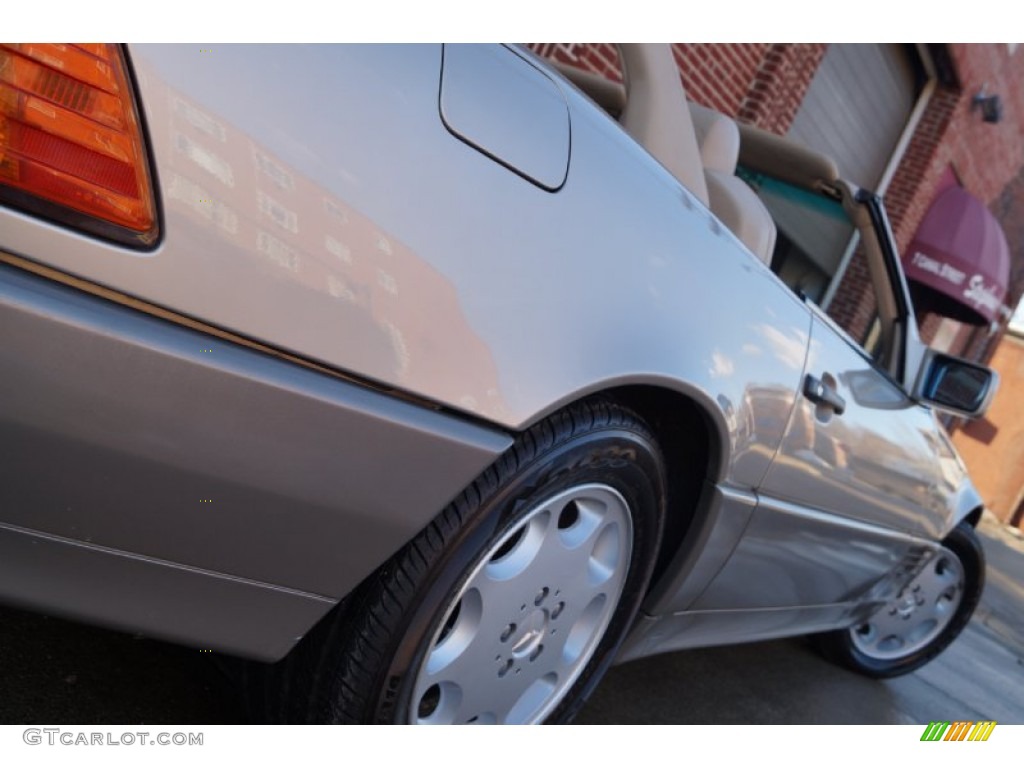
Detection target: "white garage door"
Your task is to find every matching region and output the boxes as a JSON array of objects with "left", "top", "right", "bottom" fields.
[
  {"left": 790, "top": 44, "right": 918, "bottom": 190},
  {"left": 769, "top": 45, "right": 919, "bottom": 291}
]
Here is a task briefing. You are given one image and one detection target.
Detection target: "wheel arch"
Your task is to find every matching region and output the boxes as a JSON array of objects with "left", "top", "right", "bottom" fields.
[
  {"left": 961, "top": 506, "right": 983, "bottom": 529},
  {"left": 602, "top": 385, "right": 723, "bottom": 587},
  {"left": 520, "top": 382, "right": 728, "bottom": 590},
  {"left": 947, "top": 481, "right": 985, "bottom": 535}
]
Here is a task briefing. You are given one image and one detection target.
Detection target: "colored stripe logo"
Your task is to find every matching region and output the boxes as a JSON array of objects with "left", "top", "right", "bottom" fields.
[{"left": 920, "top": 721, "right": 997, "bottom": 741}]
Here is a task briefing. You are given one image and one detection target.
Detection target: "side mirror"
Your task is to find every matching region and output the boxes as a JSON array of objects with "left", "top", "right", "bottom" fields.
[{"left": 913, "top": 350, "right": 999, "bottom": 419}]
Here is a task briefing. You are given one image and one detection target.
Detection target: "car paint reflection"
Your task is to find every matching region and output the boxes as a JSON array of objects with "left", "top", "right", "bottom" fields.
[{"left": 136, "top": 47, "right": 507, "bottom": 419}]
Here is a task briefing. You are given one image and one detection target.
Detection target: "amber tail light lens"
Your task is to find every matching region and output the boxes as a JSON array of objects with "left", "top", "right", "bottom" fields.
[{"left": 0, "top": 43, "right": 158, "bottom": 246}]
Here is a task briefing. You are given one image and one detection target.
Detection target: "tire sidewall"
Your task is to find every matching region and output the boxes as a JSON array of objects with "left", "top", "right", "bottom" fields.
[{"left": 370, "top": 418, "right": 666, "bottom": 724}]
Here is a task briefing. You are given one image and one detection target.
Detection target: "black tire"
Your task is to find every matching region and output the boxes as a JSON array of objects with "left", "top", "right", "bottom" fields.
[
  {"left": 270, "top": 399, "right": 666, "bottom": 723},
  {"left": 816, "top": 520, "right": 984, "bottom": 679}
]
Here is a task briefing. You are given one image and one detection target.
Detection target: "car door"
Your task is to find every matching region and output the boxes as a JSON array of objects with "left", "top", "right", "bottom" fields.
[
  {"left": 760, "top": 305, "right": 945, "bottom": 538},
  {"left": 690, "top": 314, "right": 943, "bottom": 611},
  {"left": 692, "top": 188, "right": 948, "bottom": 612}
]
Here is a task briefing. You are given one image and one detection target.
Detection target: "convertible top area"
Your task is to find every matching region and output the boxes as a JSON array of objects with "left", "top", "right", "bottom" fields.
[
  {"left": 551, "top": 54, "right": 842, "bottom": 194},
  {"left": 551, "top": 49, "right": 777, "bottom": 266},
  {"left": 548, "top": 48, "right": 905, "bottom": 382}
]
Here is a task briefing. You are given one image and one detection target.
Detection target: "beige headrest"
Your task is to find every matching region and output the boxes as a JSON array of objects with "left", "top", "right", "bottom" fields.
[
  {"left": 618, "top": 44, "right": 709, "bottom": 205},
  {"left": 688, "top": 102, "right": 741, "bottom": 176}
]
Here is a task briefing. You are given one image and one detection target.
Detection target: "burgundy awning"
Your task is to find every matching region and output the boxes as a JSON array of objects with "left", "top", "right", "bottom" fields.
[{"left": 903, "top": 185, "right": 1010, "bottom": 326}]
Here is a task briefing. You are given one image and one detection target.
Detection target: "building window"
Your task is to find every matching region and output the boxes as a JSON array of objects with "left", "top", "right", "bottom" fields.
[
  {"left": 257, "top": 191, "right": 299, "bottom": 233},
  {"left": 376, "top": 268, "right": 398, "bottom": 295},
  {"left": 252, "top": 146, "right": 295, "bottom": 192},
  {"left": 172, "top": 98, "right": 226, "bottom": 142},
  {"left": 386, "top": 321, "right": 410, "bottom": 374},
  {"left": 173, "top": 132, "right": 234, "bottom": 187},
  {"left": 166, "top": 173, "right": 238, "bottom": 234},
  {"left": 325, "top": 235, "right": 352, "bottom": 264},
  {"left": 256, "top": 231, "right": 299, "bottom": 272},
  {"left": 327, "top": 274, "right": 356, "bottom": 302},
  {"left": 324, "top": 198, "right": 349, "bottom": 224}
]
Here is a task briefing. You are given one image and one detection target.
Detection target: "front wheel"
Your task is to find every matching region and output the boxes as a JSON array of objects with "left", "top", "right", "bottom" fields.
[
  {"left": 817, "top": 521, "right": 984, "bottom": 678},
  {"left": 286, "top": 400, "right": 667, "bottom": 723}
]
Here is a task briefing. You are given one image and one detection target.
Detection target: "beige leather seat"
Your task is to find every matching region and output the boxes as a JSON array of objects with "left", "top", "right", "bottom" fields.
[
  {"left": 552, "top": 46, "right": 777, "bottom": 266},
  {"left": 688, "top": 102, "right": 777, "bottom": 265}
]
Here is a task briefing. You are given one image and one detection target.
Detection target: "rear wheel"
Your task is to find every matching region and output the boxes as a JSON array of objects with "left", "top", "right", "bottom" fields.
[
  {"left": 817, "top": 521, "right": 984, "bottom": 678},
  {"left": 278, "top": 400, "right": 666, "bottom": 723}
]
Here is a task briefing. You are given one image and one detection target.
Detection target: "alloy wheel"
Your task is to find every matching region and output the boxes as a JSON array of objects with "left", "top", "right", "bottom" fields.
[
  {"left": 850, "top": 547, "right": 964, "bottom": 660},
  {"left": 408, "top": 483, "right": 633, "bottom": 724}
]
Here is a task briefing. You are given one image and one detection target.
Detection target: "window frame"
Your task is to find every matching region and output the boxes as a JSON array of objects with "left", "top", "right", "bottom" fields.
[
  {"left": 810, "top": 184, "right": 915, "bottom": 392},
  {"left": 755, "top": 172, "right": 916, "bottom": 393}
]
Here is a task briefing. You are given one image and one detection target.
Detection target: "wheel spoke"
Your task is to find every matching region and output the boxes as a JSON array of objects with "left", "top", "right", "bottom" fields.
[
  {"left": 535, "top": 515, "right": 610, "bottom": 591},
  {"left": 461, "top": 654, "right": 558, "bottom": 725},
  {"left": 854, "top": 611, "right": 904, "bottom": 656},
  {"left": 416, "top": 645, "right": 534, "bottom": 725},
  {"left": 868, "top": 608, "right": 905, "bottom": 638},
  {"left": 483, "top": 510, "right": 552, "bottom": 583},
  {"left": 923, "top": 588, "right": 958, "bottom": 623},
  {"left": 920, "top": 554, "right": 961, "bottom": 590}
]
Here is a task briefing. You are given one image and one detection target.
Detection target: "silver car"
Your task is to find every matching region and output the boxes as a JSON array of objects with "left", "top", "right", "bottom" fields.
[{"left": 0, "top": 43, "right": 997, "bottom": 724}]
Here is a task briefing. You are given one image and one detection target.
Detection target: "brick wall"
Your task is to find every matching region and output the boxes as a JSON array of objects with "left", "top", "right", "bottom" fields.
[
  {"left": 670, "top": 44, "right": 770, "bottom": 117},
  {"left": 883, "top": 88, "right": 960, "bottom": 257},
  {"left": 953, "top": 332, "right": 1024, "bottom": 530},
  {"left": 526, "top": 43, "right": 821, "bottom": 134},
  {"left": 528, "top": 44, "right": 623, "bottom": 82},
  {"left": 735, "top": 44, "right": 826, "bottom": 133},
  {"left": 825, "top": 251, "right": 876, "bottom": 343},
  {"left": 991, "top": 166, "right": 1024, "bottom": 320},
  {"left": 945, "top": 44, "right": 1024, "bottom": 203}
]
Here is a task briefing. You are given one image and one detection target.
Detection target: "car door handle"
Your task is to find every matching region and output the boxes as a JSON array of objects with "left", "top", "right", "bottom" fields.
[{"left": 803, "top": 374, "right": 846, "bottom": 415}]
